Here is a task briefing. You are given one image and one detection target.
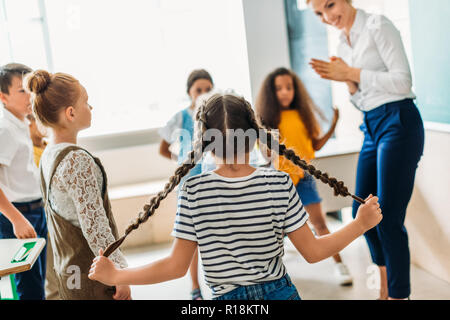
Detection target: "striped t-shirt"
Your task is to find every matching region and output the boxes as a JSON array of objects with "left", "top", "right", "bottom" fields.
[{"left": 171, "top": 167, "right": 309, "bottom": 298}]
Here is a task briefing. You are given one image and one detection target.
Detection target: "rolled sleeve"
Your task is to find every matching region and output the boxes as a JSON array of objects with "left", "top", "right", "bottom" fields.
[
  {"left": 359, "top": 69, "right": 377, "bottom": 93},
  {"left": 350, "top": 89, "right": 364, "bottom": 110}
]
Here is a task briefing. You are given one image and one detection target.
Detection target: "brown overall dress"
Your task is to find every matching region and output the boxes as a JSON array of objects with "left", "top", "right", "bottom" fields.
[{"left": 40, "top": 146, "right": 119, "bottom": 300}]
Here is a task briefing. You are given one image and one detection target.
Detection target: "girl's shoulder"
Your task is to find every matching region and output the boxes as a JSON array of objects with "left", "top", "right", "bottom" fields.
[{"left": 45, "top": 144, "right": 96, "bottom": 173}]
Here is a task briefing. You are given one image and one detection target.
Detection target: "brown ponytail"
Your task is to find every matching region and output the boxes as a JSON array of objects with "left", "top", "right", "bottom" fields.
[{"left": 24, "top": 70, "right": 81, "bottom": 128}]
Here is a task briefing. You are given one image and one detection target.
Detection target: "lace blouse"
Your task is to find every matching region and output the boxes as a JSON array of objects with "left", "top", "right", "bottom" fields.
[{"left": 41, "top": 143, "right": 127, "bottom": 269}]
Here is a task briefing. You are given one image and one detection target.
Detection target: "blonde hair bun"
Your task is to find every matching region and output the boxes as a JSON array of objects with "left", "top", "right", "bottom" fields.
[{"left": 25, "top": 70, "right": 51, "bottom": 95}]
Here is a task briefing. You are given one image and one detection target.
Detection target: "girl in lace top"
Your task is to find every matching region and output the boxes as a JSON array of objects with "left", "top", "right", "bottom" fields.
[{"left": 24, "top": 70, "right": 131, "bottom": 300}]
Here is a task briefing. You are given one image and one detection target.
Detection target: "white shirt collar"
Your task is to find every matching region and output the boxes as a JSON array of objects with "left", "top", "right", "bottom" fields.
[
  {"left": 1, "top": 107, "right": 29, "bottom": 130},
  {"left": 339, "top": 9, "right": 367, "bottom": 45}
]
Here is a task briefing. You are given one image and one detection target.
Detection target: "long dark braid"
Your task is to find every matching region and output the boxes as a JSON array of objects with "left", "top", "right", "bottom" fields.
[
  {"left": 242, "top": 97, "right": 366, "bottom": 204},
  {"left": 103, "top": 104, "right": 208, "bottom": 257},
  {"left": 103, "top": 93, "right": 364, "bottom": 257}
]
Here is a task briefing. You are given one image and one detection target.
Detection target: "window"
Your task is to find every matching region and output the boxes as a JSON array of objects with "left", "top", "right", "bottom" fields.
[
  {"left": 285, "top": 0, "right": 334, "bottom": 131},
  {"left": 1, "top": 0, "right": 252, "bottom": 138},
  {"left": 0, "top": 0, "right": 51, "bottom": 70}
]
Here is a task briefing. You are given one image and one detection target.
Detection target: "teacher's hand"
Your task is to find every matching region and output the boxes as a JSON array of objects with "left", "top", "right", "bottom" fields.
[{"left": 310, "top": 56, "right": 350, "bottom": 82}]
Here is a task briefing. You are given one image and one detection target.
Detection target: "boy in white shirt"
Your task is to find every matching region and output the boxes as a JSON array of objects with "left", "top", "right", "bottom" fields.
[{"left": 0, "top": 63, "right": 47, "bottom": 300}]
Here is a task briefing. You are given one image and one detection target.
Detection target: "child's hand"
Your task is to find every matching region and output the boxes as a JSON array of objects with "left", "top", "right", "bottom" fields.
[
  {"left": 114, "top": 285, "right": 132, "bottom": 300},
  {"left": 88, "top": 249, "right": 119, "bottom": 286},
  {"left": 355, "top": 194, "right": 383, "bottom": 232},
  {"left": 13, "top": 216, "right": 37, "bottom": 239}
]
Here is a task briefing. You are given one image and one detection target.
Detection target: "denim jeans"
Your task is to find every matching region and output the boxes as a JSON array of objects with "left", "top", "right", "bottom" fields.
[
  {"left": 213, "top": 274, "right": 301, "bottom": 300},
  {"left": 0, "top": 200, "right": 47, "bottom": 300},
  {"left": 295, "top": 172, "right": 322, "bottom": 206}
]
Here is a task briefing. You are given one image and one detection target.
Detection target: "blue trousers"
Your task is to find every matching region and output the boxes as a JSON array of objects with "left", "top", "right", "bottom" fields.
[
  {"left": 213, "top": 274, "right": 301, "bottom": 300},
  {"left": 352, "top": 99, "right": 424, "bottom": 299},
  {"left": 0, "top": 200, "right": 47, "bottom": 300}
]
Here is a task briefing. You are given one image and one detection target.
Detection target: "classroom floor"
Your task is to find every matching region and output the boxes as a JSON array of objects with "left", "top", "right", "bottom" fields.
[{"left": 122, "top": 208, "right": 450, "bottom": 300}]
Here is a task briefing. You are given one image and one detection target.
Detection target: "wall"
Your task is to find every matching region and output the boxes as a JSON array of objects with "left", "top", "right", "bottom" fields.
[
  {"left": 87, "top": 143, "right": 177, "bottom": 187},
  {"left": 285, "top": 0, "right": 333, "bottom": 127},
  {"left": 406, "top": 0, "right": 450, "bottom": 282},
  {"left": 241, "top": 0, "right": 291, "bottom": 103},
  {"left": 408, "top": 0, "right": 450, "bottom": 124},
  {"left": 406, "top": 129, "right": 450, "bottom": 283},
  {"left": 80, "top": 0, "right": 293, "bottom": 187}
]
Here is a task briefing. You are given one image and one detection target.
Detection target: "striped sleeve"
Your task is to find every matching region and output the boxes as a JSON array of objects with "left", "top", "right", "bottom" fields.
[
  {"left": 283, "top": 175, "right": 309, "bottom": 234},
  {"left": 171, "top": 187, "right": 197, "bottom": 242}
]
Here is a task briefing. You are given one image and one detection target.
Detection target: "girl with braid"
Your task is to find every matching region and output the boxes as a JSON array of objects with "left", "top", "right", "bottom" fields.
[
  {"left": 24, "top": 70, "right": 131, "bottom": 300},
  {"left": 88, "top": 93, "right": 382, "bottom": 300},
  {"left": 256, "top": 67, "right": 353, "bottom": 285}
]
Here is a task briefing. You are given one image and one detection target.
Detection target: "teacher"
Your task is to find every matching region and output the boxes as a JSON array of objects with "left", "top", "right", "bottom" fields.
[{"left": 308, "top": 0, "right": 424, "bottom": 300}]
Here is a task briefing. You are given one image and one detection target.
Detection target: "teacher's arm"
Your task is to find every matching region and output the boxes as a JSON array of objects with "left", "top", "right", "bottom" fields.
[
  {"left": 310, "top": 16, "right": 413, "bottom": 96},
  {"left": 358, "top": 16, "right": 413, "bottom": 95}
]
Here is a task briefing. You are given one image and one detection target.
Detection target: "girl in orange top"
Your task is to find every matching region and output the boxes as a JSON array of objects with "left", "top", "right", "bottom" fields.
[{"left": 256, "top": 67, "right": 352, "bottom": 286}]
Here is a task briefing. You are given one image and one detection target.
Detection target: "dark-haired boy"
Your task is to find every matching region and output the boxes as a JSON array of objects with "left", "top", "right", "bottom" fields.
[{"left": 0, "top": 63, "right": 47, "bottom": 300}]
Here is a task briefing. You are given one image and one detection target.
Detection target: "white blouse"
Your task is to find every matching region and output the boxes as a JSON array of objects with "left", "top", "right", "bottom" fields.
[
  {"left": 0, "top": 108, "right": 41, "bottom": 202},
  {"left": 40, "top": 143, "right": 127, "bottom": 269},
  {"left": 337, "top": 9, "right": 416, "bottom": 112}
]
